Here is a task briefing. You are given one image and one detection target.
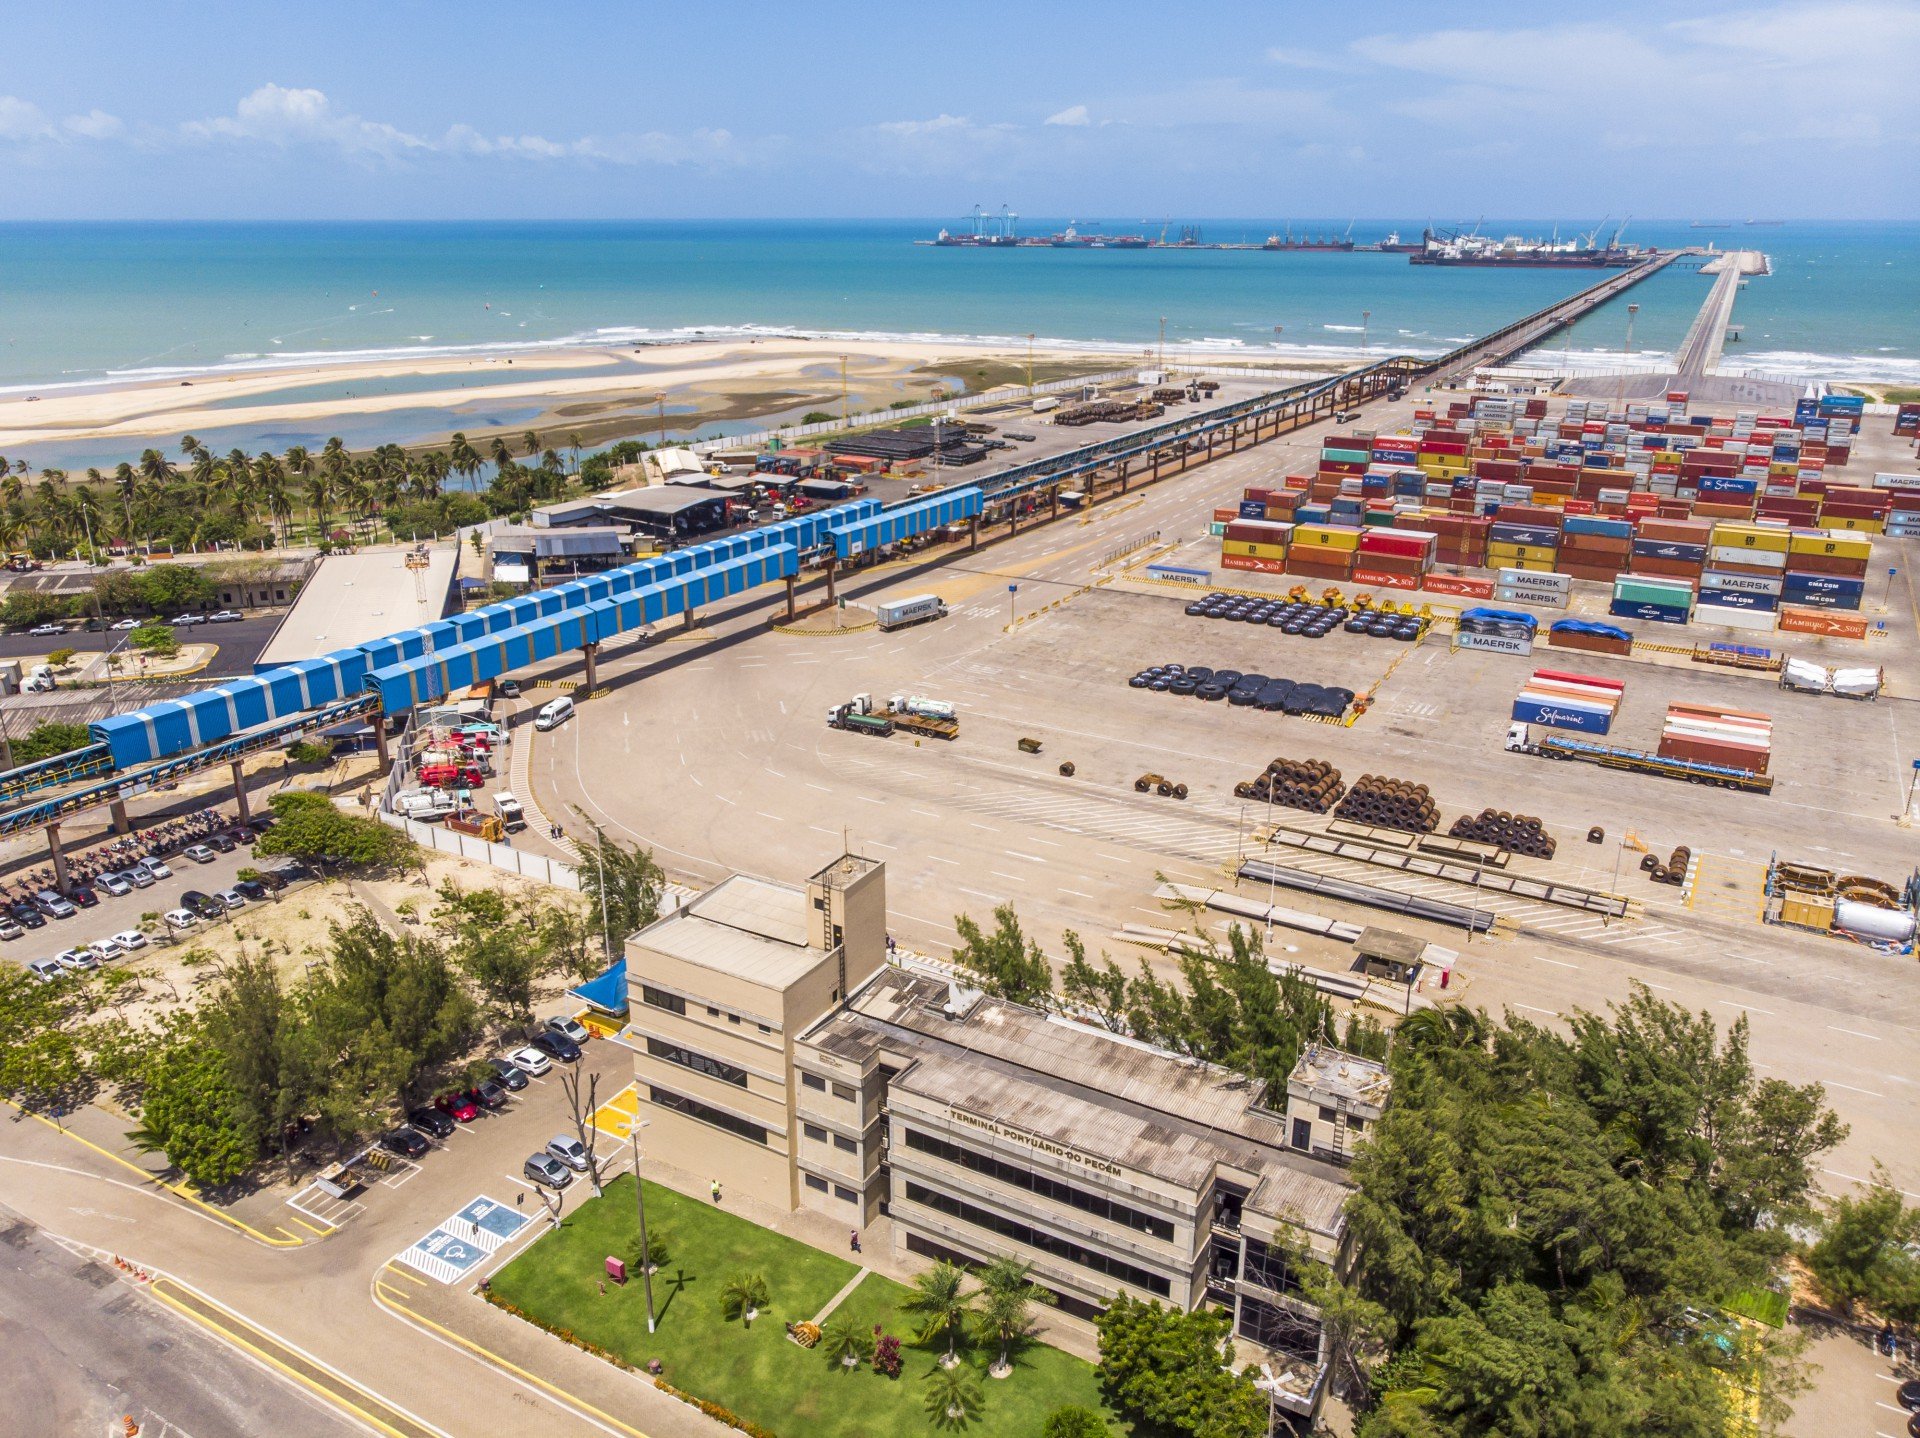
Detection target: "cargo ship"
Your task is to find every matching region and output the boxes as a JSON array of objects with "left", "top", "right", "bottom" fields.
[
  {"left": 1263, "top": 224, "right": 1355, "bottom": 252},
  {"left": 1409, "top": 224, "right": 1646, "bottom": 268}
]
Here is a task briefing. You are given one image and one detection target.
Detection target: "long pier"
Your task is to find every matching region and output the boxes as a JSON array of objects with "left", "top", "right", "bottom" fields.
[
  {"left": 1436, "top": 249, "right": 1690, "bottom": 379},
  {"left": 1674, "top": 250, "right": 1766, "bottom": 380}
]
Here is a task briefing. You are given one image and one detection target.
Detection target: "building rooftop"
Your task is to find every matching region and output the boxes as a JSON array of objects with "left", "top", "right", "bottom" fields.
[
  {"left": 1290, "top": 1044, "right": 1393, "bottom": 1110},
  {"left": 634, "top": 873, "right": 822, "bottom": 989},
  {"left": 804, "top": 971, "right": 1354, "bottom": 1238},
  {"left": 256, "top": 544, "right": 456, "bottom": 670}
]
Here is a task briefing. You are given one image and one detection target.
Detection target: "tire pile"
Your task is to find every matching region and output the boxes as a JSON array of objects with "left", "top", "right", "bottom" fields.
[
  {"left": 1127, "top": 664, "right": 1355, "bottom": 719},
  {"left": 1234, "top": 757, "right": 1346, "bottom": 813},
  {"left": 1449, "top": 809, "right": 1558, "bottom": 860},
  {"left": 1640, "top": 844, "right": 1690, "bottom": 885},
  {"left": 1183, "top": 591, "right": 1425, "bottom": 643},
  {"left": 1333, "top": 774, "right": 1440, "bottom": 834}
]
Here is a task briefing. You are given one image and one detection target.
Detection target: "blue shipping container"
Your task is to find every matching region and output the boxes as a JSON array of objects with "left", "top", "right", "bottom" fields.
[
  {"left": 1630, "top": 540, "right": 1707, "bottom": 563},
  {"left": 1489, "top": 524, "right": 1559, "bottom": 548},
  {"left": 1783, "top": 573, "right": 1865, "bottom": 599},
  {"left": 1511, "top": 696, "right": 1615, "bottom": 735}
]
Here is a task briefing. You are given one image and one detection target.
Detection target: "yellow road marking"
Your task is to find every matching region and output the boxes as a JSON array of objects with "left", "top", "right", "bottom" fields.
[
  {"left": 1, "top": 1099, "right": 304, "bottom": 1247},
  {"left": 289, "top": 1216, "right": 333, "bottom": 1236},
  {"left": 372, "top": 1279, "right": 651, "bottom": 1438}
]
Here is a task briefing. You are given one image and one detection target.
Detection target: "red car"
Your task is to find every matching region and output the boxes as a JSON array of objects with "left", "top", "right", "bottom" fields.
[{"left": 433, "top": 1091, "right": 480, "bottom": 1123}]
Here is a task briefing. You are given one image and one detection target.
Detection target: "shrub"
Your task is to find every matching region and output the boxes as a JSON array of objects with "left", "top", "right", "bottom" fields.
[
  {"left": 872, "top": 1331, "right": 903, "bottom": 1379},
  {"left": 652, "top": 1379, "right": 778, "bottom": 1438},
  {"left": 1042, "top": 1405, "right": 1113, "bottom": 1438}
]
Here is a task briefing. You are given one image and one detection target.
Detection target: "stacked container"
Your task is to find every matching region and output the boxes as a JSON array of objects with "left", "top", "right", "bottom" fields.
[
  {"left": 1782, "top": 529, "right": 1870, "bottom": 610},
  {"left": 1657, "top": 702, "right": 1772, "bottom": 774},
  {"left": 1220, "top": 518, "right": 1293, "bottom": 574},
  {"left": 1287, "top": 522, "right": 1360, "bottom": 581},
  {"left": 1610, "top": 574, "right": 1695, "bottom": 625},
  {"left": 1548, "top": 619, "right": 1634, "bottom": 657},
  {"left": 1353, "top": 528, "right": 1434, "bottom": 589},
  {"left": 1510, "top": 668, "right": 1624, "bottom": 735}
]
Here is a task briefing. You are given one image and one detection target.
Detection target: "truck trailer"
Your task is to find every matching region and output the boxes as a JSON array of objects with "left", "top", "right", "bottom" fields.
[{"left": 875, "top": 594, "right": 948, "bottom": 632}]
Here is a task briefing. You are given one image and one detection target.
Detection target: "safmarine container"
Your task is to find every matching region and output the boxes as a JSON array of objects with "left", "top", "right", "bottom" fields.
[{"left": 1512, "top": 693, "right": 1615, "bottom": 735}]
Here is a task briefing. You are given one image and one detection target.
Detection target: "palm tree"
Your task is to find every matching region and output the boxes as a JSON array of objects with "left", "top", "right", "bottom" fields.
[
  {"left": 447, "top": 433, "right": 482, "bottom": 491},
  {"left": 568, "top": 431, "right": 585, "bottom": 474},
  {"left": 903, "top": 1261, "right": 973, "bottom": 1367},
  {"left": 820, "top": 1315, "right": 873, "bottom": 1371},
  {"left": 923, "top": 1365, "right": 984, "bottom": 1431},
  {"left": 137, "top": 447, "right": 177, "bottom": 488},
  {"left": 974, "top": 1257, "right": 1053, "bottom": 1378},
  {"left": 719, "top": 1271, "right": 769, "bottom": 1327},
  {"left": 489, "top": 435, "right": 513, "bottom": 480},
  {"left": 522, "top": 429, "right": 541, "bottom": 461},
  {"left": 179, "top": 433, "right": 199, "bottom": 457}
]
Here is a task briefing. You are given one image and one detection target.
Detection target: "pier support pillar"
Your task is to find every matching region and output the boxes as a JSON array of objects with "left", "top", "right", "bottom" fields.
[
  {"left": 784, "top": 575, "right": 797, "bottom": 620},
  {"left": 230, "top": 760, "right": 251, "bottom": 824},
  {"left": 968, "top": 518, "right": 979, "bottom": 554},
  {"left": 825, "top": 559, "right": 838, "bottom": 606},
  {"left": 109, "top": 799, "right": 131, "bottom": 835},
  {"left": 1049, "top": 486, "right": 1059, "bottom": 521},
  {"left": 47, "top": 822, "right": 69, "bottom": 894},
  {"left": 1151, "top": 451, "right": 1161, "bottom": 486},
  {"left": 1119, "top": 463, "right": 1129, "bottom": 495},
  {"left": 582, "top": 643, "right": 599, "bottom": 693},
  {"left": 374, "top": 720, "right": 391, "bottom": 769}
]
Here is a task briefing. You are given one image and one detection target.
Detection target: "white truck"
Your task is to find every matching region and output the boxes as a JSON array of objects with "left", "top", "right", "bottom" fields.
[
  {"left": 493, "top": 791, "right": 528, "bottom": 832},
  {"left": 874, "top": 594, "right": 948, "bottom": 632},
  {"left": 1031, "top": 396, "right": 1061, "bottom": 414},
  {"left": 394, "top": 789, "right": 456, "bottom": 821},
  {"left": 888, "top": 694, "right": 956, "bottom": 721}
]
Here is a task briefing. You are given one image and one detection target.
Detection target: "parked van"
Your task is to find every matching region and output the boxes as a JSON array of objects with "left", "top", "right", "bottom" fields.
[{"left": 534, "top": 697, "right": 574, "bottom": 732}]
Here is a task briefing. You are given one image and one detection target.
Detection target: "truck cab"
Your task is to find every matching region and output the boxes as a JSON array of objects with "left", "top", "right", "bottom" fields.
[
  {"left": 1504, "top": 722, "right": 1533, "bottom": 753},
  {"left": 493, "top": 792, "right": 527, "bottom": 832}
]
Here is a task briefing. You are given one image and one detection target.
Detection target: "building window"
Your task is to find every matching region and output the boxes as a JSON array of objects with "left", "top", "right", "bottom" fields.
[
  {"left": 802, "top": 1073, "right": 827, "bottom": 1093},
  {"left": 1241, "top": 1238, "right": 1303, "bottom": 1298},
  {"left": 728, "top": 1013, "right": 741, "bottom": 1025},
  {"left": 832, "top": 1082, "right": 856, "bottom": 1102},
  {"left": 903, "top": 1182, "right": 1171, "bottom": 1298},
  {"left": 1349, "top": 1117, "right": 1366, "bottom": 1133},
  {"left": 648, "top": 1086, "right": 768, "bottom": 1146},
  {"left": 901, "top": 1128, "right": 1175, "bottom": 1242},
  {"left": 758, "top": 1023, "right": 772, "bottom": 1034},
  {"left": 646, "top": 1037, "right": 748, "bottom": 1088},
  {"left": 640, "top": 985, "right": 685, "bottom": 1016},
  {"left": 706, "top": 1006, "right": 720, "bottom": 1017},
  {"left": 834, "top": 1185, "right": 857, "bottom": 1203},
  {"left": 805, "top": 1174, "right": 829, "bottom": 1194},
  {"left": 1318, "top": 1106, "right": 1336, "bottom": 1122},
  {"left": 804, "top": 1123, "right": 827, "bottom": 1142},
  {"left": 833, "top": 1134, "right": 857, "bottom": 1154},
  {"left": 1236, "top": 1295, "right": 1324, "bottom": 1364}
]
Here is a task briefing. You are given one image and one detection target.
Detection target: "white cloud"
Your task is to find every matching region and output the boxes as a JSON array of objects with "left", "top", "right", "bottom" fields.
[
  {"left": 1265, "top": 46, "right": 1342, "bottom": 71},
  {"left": 61, "top": 109, "right": 123, "bottom": 140},
  {"left": 0, "top": 96, "right": 55, "bottom": 142},
  {"left": 1044, "top": 105, "right": 1090, "bottom": 127},
  {"left": 876, "top": 114, "right": 977, "bottom": 139},
  {"left": 181, "top": 83, "right": 429, "bottom": 157}
]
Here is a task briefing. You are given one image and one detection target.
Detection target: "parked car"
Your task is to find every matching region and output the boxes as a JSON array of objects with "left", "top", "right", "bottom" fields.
[
  {"left": 55, "top": 947, "right": 99, "bottom": 971},
  {"left": 407, "top": 1106, "right": 455, "bottom": 1139},
  {"left": 183, "top": 844, "right": 217, "bottom": 864},
  {"left": 28, "top": 622, "right": 65, "bottom": 637},
  {"left": 86, "top": 939, "right": 122, "bottom": 962},
  {"left": 216, "top": 888, "right": 247, "bottom": 910},
  {"left": 205, "top": 831, "right": 236, "bottom": 853},
  {"left": 97, "top": 872, "right": 133, "bottom": 897},
  {"left": 544, "top": 1014, "right": 590, "bottom": 1046},
  {"left": 27, "top": 958, "right": 65, "bottom": 982},
  {"left": 234, "top": 878, "right": 268, "bottom": 901},
  {"left": 498, "top": 678, "right": 522, "bottom": 699},
  {"left": 9, "top": 902, "right": 46, "bottom": 930},
  {"left": 162, "top": 908, "right": 199, "bottom": 931},
  {"left": 252, "top": 870, "right": 287, "bottom": 893},
  {"left": 0, "top": 918, "right": 22, "bottom": 942},
  {"left": 545, "top": 1135, "right": 591, "bottom": 1172},
  {"left": 34, "top": 891, "right": 76, "bottom": 919},
  {"left": 379, "top": 1127, "right": 431, "bottom": 1159},
  {"left": 111, "top": 929, "right": 148, "bottom": 950},
  {"left": 208, "top": 609, "right": 244, "bottom": 623},
  {"left": 487, "top": 1057, "right": 530, "bottom": 1091},
  {"left": 138, "top": 857, "right": 172, "bottom": 880},
  {"left": 121, "top": 867, "right": 155, "bottom": 889},
  {"left": 528, "top": 1030, "right": 580, "bottom": 1064},
  {"left": 170, "top": 613, "right": 207, "bottom": 626},
  {"left": 434, "top": 1091, "right": 480, "bottom": 1123},
  {"left": 111, "top": 617, "right": 141, "bottom": 630},
  {"left": 69, "top": 884, "right": 99, "bottom": 908},
  {"left": 523, "top": 1153, "right": 572, "bottom": 1189},
  {"left": 507, "top": 1045, "right": 553, "bottom": 1077},
  {"left": 467, "top": 1078, "right": 510, "bottom": 1111},
  {"left": 181, "top": 890, "right": 224, "bottom": 919}
]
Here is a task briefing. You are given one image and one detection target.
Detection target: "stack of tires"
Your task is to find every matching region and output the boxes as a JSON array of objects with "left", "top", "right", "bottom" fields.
[
  {"left": 1233, "top": 757, "right": 1345, "bottom": 813},
  {"left": 1448, "top": 808, "right": 1557, "bottom": 859},
  {"left": 1334, "top": 775, "right": 1440, "bottom": 834},
  {"left": 1641, "top": 844, "right": 1690, "bottom": 885}
]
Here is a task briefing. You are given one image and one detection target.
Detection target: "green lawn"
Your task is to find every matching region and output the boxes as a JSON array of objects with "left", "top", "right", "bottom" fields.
[{"left": 488, "top": 1175, "right": 1123, "bottom": 1436}]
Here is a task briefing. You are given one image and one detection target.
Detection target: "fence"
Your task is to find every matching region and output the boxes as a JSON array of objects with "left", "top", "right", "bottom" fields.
[
  {"left": 692, "top": 368, "right": 1139, "bottom": 454},
  {"left": 374, "top": 806, "right": 581, "bottom": 889}
]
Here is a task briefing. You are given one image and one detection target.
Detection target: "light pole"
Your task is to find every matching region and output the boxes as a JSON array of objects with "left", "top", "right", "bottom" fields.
[
  {"left": 1604, "top": 837, "right": 1627, "bottom": 928},
  {"left": 633, "top": 1120, "right": 656, "bottom": 1332},
  {"left": 1158, "top": 316, "right": 1166, "bottom": 372},
  {"left": 1625, "top": 302, "right": 1640, "bottom": 363},
  {"left": 1361, "top": 310, "right": 1370, "bottom": 355}
]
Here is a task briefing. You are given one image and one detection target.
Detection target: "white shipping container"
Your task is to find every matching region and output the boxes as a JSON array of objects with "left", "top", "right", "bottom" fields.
[{"left": 1707, "top": 545, "right": 1788, "bottom": 569}]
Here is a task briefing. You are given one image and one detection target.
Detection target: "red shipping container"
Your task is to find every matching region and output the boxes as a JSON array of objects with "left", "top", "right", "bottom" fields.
[
  {"left": 1558, "top": 562, "right": 1626, "bottom": 582},
  {"left": 1222, "top": 554, "right": 1288, "bottom": 574},
  {"left": 1357, "top": 532, "right": 1435, "bottom": 559},
  {"left": 1352, "top": 567, "right": 1421, "bottom": 590},
  {"left": 1422, "top": 573, "right": 1497, "bottom": 598},
  {"left": 1657, "top": 736, "right": 1770, "bottom": 775},
  {"left": 1630, "top": 557, "right": 1704, "bottom": 580}
]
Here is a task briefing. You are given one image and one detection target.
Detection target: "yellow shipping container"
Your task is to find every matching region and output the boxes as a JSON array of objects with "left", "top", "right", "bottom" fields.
[
  {"left": 1292, "top": 525, "right": 1361, "bottom": 551},
  {"left": 1501, "top": 558, "right": 1557, "bottom": 573},
  {"left": 1221, "top": 540, "right": 1288, "bottom": 560},
  {"left": 1487, "top": 542, "right": 1558, "bottom": 565},
  {"left": 1709, "top": 523, "right": 1790, "bottom": 552},
  {"left": 1822, "top": 514, "right": 1886, "bottom": 534},
  {"left": 1780, "top": 892, "right": 1834, "bottom": 930},
  {"left": 1788, "top": 530, "right": 1871, "bottom": 560}
]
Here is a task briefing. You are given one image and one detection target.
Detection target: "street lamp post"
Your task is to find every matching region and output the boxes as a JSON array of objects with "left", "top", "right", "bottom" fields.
[
  {"left": 633, "top": 1120, "right": 656, "bottom": 1332},
  {"left": 1361, "top": 310, "right": 1370, "bottom": 355}
]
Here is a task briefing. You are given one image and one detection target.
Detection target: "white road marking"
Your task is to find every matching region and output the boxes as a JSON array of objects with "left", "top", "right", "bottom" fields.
[
  {"left": 957, "top": 886, "right": 1003, "bottom": 902},
  {"left": 1060, "top": 888, "right": 1095, "bottom": 899},
  {"left": 990, "top": 871, "right": 1027, "bottom": 883},
  {"left": 1005, "top": 851, "right": 1045, "bottom": 863},
  {"left": 1536, "top": 956, "right": 1578, "bottom": 969},
  {"left": 1512, "top": 1003, "right": 1558, "bottom": 1016},
  {"left": 1824, "top": 1080, "right": 1886, "bottom": 1098},
  {"left": 929, "top": 856, "right": 959, "bottom": 866},
  {"left": 1827, "top": 1025, "right": 1882, "bottom": 1041}
]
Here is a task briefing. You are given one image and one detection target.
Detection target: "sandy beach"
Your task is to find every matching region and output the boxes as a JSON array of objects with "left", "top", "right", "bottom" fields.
[{"left": 0, "top": 336, "right": 1167, "bottom": 466}]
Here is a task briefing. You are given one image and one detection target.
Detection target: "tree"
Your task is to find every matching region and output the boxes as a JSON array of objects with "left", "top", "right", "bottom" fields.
[
  {"left": 46, "top": 646, "right": 75, "bottom": 669},
  {"left": 434, "top": 883, "right": 557, "bottom": 1029},
  {"left": 11, "top": 721, "right": 91, "bottom": 765},
  {"left": 974, "top": 1256, "right": 1053, "bottom": 1377},
  {"left": 129, "top": 621, "right": 177, "bottom": 656},
  {"left": 1096, "top": 1296, "right": 1266, "bottom": 1438},
  {"left": 126, "top": 1040, "right": 260, "bottom": 1188},
  {"left": 719, "top": 1272, "right": 769, "bottom": 1326},
  {"left": 903, "top": 1260, "right": 974, "bottom": 1366},
  {"left": 0, "top": 590, "right": 73, "bottom": 628},
  {"left": 1041, "top": 1407, "right": 1112, "bottom": 1438},
  {"left": 255, "top": 791, "right": 413, "bottom": 870},
  {"left": 625, "top": 1226, "right": 670, "bottom": 1275},
  {"left": 951, "top": 904, "right": 1053, "bottom": 1006},
  {"left": 559, "top": 1066, "right": 603, "bottom": 1196},
  {"left": 1060, "top": 931, "right": 1128, "bottom": 1030},
  {"left": 135, "top": 564, "right": 215, "bottom": 612},
  {"left": 0, "top": 964, "right": 97, "bottom": 1119},
  {"left": 821, "top": 1315, "right": 874, "bottom": 1370},
  {"left": 571, "top": 821, "right": 667, "bottom": 954},
  {"left": 923, "top": 1364, "right": 985, "bottom": 1431},
  {"left": 1806, "top": 1167, "right": 1919, "bottom": 1318}
]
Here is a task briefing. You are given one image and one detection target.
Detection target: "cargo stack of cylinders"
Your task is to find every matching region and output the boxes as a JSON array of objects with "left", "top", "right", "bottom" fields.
[
  {"left": 1220, "top": 518, "right": 1292, "bottom": 574},
  {"left": 1610, "top": 573, "right": 1695, "bottom": 625},
  {"left": 1510, "top": 668, "right": 1624, "bottom": 735},
  {"left": 1335, "top": 774, "right": 1440, "bottom": 834},
  {"left": 1287, "top": 522, "right": 1359, "bottom": 581},
  {"left": 1352, "top": 528, "right": 1434, "bottom": 590},
  {"left": 1657, "top": 702, "right": 1772, "bottom": 774}
]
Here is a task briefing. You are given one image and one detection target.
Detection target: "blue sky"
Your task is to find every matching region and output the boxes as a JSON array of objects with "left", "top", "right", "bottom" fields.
[{"left": 3, "top": 0, "right": 1914, "bottom": 220}]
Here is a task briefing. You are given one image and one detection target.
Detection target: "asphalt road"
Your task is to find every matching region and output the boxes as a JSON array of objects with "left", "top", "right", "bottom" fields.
[
  {"left": 0, "top": 1202, "right": 367, "bottom": 1438},
  {"left": 0, "top": 614, "right": 282, "bottom": 677}
]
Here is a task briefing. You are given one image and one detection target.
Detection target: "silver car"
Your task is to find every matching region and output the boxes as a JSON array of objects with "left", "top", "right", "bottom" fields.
[{"left": 523, "top": 1153, "right": 572, "bottom": 1189}]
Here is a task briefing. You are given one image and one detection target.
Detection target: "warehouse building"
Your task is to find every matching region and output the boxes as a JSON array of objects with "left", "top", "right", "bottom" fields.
[
  {"left": 532, "top": 485, "right": 733, "bottom": 539},
  {"left": 487, "top": 525, "right": 629, "bottom": 586},
  {"left": 623, "top": 853, "right": 1383, "bottom": 1423}
]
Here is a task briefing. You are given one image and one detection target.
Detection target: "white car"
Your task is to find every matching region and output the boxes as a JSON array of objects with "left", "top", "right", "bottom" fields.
[
  {"left": 28, "top": 622, "right": 65, "bottom": 637},
  {"left": 183, "top": 844, "right": 216, "bottom": 864},
  {"left": 162, "top": 908, "right": 198, "bottom": 931},
  {"left": 139, "top": 858, "right": 172, "bottom": 880},
  {"left": 111, "top": 929, "right": 149, "bottom": 951},
  {"left": 27, "top": 958, "right": 64, "bottom": 982},
  {"left": 507, "top": 1045, "right": 553, "bottom": 1077},
  {"left": 97, "top": 872, "right": 133, "bottom": 897},
  {"left": 87, "top": 939, "right": 122, "bottom": 961},
  {"left": 208, "top": 609, "right": 244, "bottom": 623},
  {"left": 545, "top": 1135, "right": 591, "bottom": 1172},
  {"left": 216, "top": 888, "right": 246, "bottom": 910},
  {"left": 55, "top": 947, "right": 99, "bottom": 971},
  {"left": 170, "top": 613, "right": 206, "bottom": 626},
  {"left": 111, "top": 617, "right": 141, "bottom": 630}
]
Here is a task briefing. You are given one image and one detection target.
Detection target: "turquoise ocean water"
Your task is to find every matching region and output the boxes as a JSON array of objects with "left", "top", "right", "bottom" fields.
[{"left": 1, "top": 219, "right": 1913, "bottom": 463}]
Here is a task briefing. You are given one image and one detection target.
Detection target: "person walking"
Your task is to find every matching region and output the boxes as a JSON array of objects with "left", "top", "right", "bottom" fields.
[
  {"left": 849, "top": 1228, "right": 861, "bottom": 1254},
  {"left": 710, "top": 1179, "right": 722, "bottom": 1204}
]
